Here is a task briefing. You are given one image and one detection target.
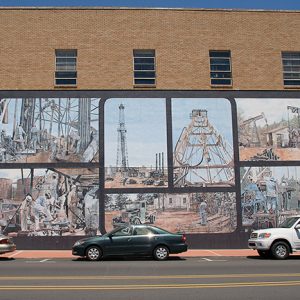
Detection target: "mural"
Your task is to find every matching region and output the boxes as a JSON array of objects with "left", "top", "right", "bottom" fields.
[
  {"left": 104, "top": 98, "right": 168, "bottom": 188},
  {"left": 0, "top": 94, "right": 299, "bottom": 247},
  {"left": 0, "top": 98, "right": 99, "bottom": 163},
  {"left": 236, "top": 98, "right": 300, "bottom": 161},
  {"left": 241, "top": 166, "right": 300, "bottom": 230},
  {"left": 172, "top": 98, "right": 234, "bottom": 187},
  {"left": 0, "top": 168, "right": 99, "bottom": 236},
  {"left": 105, "top": 192, "right": 236, "bottom": 233}
]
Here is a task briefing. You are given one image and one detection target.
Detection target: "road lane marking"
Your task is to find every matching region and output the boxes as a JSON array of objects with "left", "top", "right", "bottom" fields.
[
  {"left": 1, "top": 273, "right": 300, "bottom": 281},
  {"left": 201, "top": 258, "right": 227, "bottom": 262},
  {"left": 7, "top": 251, "right": 23, "bottom": 258},
  {"left": 1, "top": 281, "right": 300, "bottom": 290}
]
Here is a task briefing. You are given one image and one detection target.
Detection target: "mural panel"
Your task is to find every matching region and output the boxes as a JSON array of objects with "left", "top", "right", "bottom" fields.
[
  {"left": 241, "top": 166, "right": 300, "bottom": 230},
  {"left": 172, "top": 98, "right": 234, "bottom": 187},
  {"left": 104, "top": 98, "right": 168, "bottom": 188},
  {"left": 0, "top": 98, "right": 99, "bottom": 163},
  {"left": 236, "top": 98, "right": 300, "bottom": 161},
  {"left": 105, "top": 192, "right": 237, "bottom": 233},
  {"left": 0, "top": 168, "right": 99, "bottom": 236}
]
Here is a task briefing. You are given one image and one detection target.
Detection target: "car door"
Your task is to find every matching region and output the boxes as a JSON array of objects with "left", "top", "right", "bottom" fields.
[
  {"left": 292, "top": 221, "right": 300, "bottom": 249},
  {"left": 130, "top": 226, "right": 156, "bottom": 255},
  {"left": 104, "top": 226, "right": 133, "bottom": 255}
]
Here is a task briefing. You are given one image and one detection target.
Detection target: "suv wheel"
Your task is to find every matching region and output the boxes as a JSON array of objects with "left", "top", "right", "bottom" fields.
[
  {"left": 271, "top": 241, "right": 290, "bottom": 260},
  {"left": 153, "top": 245, "right": 169, "bottom": 261},
  {"left": 86, "top": 246, "right": 102, "bottom": 261}
]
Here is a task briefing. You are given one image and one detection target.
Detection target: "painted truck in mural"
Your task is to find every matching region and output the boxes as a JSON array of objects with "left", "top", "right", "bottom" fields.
[{"left": 112, "top": 199, "right": 156, "bottom": 226}]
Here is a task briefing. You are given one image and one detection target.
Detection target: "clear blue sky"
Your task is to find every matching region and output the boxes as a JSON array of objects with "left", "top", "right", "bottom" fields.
[{"left": 1, "top": 0, "right": 300, "bottom": 10}]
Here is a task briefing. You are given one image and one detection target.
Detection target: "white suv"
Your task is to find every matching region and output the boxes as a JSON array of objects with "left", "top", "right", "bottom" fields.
[{"left": 248, "top": 215, "right": 300, "bottom": 259}]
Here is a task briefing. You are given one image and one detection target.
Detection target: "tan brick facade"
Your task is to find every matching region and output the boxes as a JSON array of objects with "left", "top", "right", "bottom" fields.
[{"left": 0, "top": 7, "right": 300, "bottom": 90}]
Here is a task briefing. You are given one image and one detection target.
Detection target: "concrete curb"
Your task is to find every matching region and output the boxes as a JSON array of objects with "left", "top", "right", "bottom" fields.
[{"left": 1, "top": 249, "right": 258, "bottom": 259}]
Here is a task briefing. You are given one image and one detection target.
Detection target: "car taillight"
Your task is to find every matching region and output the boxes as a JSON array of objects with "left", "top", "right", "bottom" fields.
[
  {"left": 182, "top": 234, "right": 186, "bottom": 243},
  {"left": 0, "top": 239, "right": 9, "bottom": 244}
]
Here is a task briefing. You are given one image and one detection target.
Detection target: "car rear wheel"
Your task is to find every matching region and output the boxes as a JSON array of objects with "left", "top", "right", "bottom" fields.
[
  {"left": 271, "top": 241, "right": 290, "bottom": 260},
  {"left": 257, "top": 250, "right": 271, "bottom": 258},
  {"left": 86, "top": 246, "right": 103, "bottom": 261},
  {"left": 153, "top": 245, "right": 169, "bottom": 261}
]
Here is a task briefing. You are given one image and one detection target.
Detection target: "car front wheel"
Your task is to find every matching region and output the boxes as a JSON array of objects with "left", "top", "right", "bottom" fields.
[
  {"left": 86, "top": 246, "right": 103, "bottom": 261},
  {"left": 271, "top": 241, "right": 290, "bottom": 260},
  {"left": 153, "top": 245, "right": 169, "bottom": 261}
]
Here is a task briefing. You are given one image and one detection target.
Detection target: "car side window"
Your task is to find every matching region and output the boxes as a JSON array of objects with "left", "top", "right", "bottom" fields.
[
  {"left": 113, "top": 227, "right": 132, "bottom": 236},
  {"left": 133, "top": 227, "right": 155, "bottom": 236}
]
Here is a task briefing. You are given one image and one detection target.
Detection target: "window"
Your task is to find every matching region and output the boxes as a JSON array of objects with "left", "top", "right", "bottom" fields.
[
  {"left": 169, "top": 198, "right": 172, "bottom": 204},
  {"left": 209, "top": 50, "right": 232, "bottom": 85},
  {"left": 133, "top": 227, "right": 154, "bottom": 235},
  {"left": 183, "top": 197, "right": 187, "bottom": 204},
  {"left": 282, "top": 52, "right": 300, "bottom": 86},
  {"left": 55, "top": 49, "right": 77, "bottom": 85},
  {"left": 133, "top": 50, "right": 156, "bottom": 85}
]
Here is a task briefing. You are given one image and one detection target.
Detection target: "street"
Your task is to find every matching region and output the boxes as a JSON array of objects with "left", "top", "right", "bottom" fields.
[{"left": 1, "top": 255, "right": 300, "bottom": 299}]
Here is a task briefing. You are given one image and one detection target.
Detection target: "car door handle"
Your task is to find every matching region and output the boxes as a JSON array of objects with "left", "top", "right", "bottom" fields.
[{"left": 127, "top": 238, "right": 132, "bottom": 241}]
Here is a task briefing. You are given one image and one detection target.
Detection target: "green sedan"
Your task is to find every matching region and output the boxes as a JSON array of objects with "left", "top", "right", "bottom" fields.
[{"left": 72, "top": 225, "right": 188, "bottom": 261}]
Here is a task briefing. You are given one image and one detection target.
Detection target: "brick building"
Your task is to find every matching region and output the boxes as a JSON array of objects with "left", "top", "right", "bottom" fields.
[
  {"left": 1, "top": 7, "right": 300, "bottom": 249},
  {"left": 0, "top": 7, "right": 300, "bottom": 90}
]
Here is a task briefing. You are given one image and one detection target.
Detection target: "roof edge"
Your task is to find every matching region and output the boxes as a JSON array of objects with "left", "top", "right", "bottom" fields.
[{"left": 0, "top": 7, "right": 299, "bottom": 13}]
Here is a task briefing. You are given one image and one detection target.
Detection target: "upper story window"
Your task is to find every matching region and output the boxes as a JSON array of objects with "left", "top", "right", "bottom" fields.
[
  {"left": 282, "top": 52, "right": 300, "bottom": 86},
  {"left": 209, "top": 50, "right": 232, "bottom": 86},
  {"left": 55, "top": 49, "right": 77, "bottom": 86},
  {"left": 133, "top": 49, "right": 156, "bottom": 85}
]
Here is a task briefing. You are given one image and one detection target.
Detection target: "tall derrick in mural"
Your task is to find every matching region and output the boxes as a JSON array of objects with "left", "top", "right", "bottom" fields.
[
  {"left": 174, "top": 109, "right": 234, "bottom": 187},
  {"left": 116, "top": 103, "right": 129, "bottom": 173}
]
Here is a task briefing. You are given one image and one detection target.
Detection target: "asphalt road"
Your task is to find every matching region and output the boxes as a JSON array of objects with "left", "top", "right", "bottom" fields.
[{"left": 1, "top": 255, "right": 300, "bottom": 300}]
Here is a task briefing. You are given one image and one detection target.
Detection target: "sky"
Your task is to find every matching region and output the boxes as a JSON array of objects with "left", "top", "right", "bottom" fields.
[
  {"left": 236, "top": 98, "right": 300, "bottom": 125},
  {"left": 1, "top": 0, "right": 300, "bottom": 10}
]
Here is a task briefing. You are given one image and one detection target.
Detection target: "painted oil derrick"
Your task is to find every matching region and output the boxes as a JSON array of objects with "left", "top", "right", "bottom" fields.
[
  {"left": 116, "top": 103, "right": 129, "bottom": 172},
  {"left": 239, "top": 113, "right": 268, "bottom": 147},
  {"left": 174, "top": 109, "right": 234, "bottom": 187}
]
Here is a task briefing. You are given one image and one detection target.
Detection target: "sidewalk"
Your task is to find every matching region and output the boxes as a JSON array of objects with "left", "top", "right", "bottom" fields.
[{"left": 2, "top": 249, "right": 257, "bottom": 259}]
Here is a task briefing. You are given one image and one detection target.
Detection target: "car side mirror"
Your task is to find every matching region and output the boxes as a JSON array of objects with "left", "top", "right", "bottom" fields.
[{"left": 295, "top": 224, "right": 300, "bottom": 229}]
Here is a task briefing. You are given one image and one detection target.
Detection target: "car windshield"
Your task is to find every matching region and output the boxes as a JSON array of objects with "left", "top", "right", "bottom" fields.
[{"left": 279, "top": 217, "right": 300, "bottom": 228}]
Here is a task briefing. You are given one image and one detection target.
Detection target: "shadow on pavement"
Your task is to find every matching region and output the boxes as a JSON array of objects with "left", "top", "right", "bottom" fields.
[
  {"left": 72, "top": 256, "right": 186, "bottom": 262},
  {"left": 247, "top": 255, "right": 300, "bottom": 260},
  {"left": 0, "top": 257, "right": 15, "bottom": 261}
]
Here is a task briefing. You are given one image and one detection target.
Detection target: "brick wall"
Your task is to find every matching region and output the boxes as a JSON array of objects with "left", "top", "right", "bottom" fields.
[{"left": 0, "top": 8, "right": 299, "bottom": 90}]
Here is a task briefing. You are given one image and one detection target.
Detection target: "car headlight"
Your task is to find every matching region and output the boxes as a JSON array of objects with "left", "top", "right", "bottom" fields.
[
  {"left": 258, "top": 233, "right": 271, "bottom": 239},
  {"left": 74, "top": 240, "right": 85, "bottom": 246}
]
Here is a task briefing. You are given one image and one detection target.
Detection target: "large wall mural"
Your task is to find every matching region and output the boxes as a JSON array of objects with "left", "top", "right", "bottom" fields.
[{"left": 0, "top": 93, "right": 299, "bottom": 247}]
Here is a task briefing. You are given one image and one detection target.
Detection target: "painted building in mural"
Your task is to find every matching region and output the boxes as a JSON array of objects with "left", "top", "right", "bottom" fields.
[{"left": 0, "top": 7, "right": 300, "bottom": 248}]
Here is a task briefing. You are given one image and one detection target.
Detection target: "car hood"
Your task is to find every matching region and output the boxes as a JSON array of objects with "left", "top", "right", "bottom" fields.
[{"left": 253, "top": 228, "right": 291, "bottom": 234}]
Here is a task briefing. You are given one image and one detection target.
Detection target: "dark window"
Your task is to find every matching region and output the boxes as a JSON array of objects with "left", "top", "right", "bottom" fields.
[
  {"left": 282, "top": 52, "right": 300, "bottom": 86},
  {"left": 55, "top": 49, "right": 77, "bottom": 85},
  {"left": 209, "top": 51, "right": 232, "bottom": 85},
  {"left": 133, "top": 50, "right": 156, "bottom": 85}
]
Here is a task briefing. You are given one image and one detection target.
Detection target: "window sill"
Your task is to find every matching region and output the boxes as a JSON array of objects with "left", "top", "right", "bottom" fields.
[
  {"left": 284, "top": 85, "right": 300, "bottom": 89},
  {"left": 210, "top": 84, "right": 233, "bottom": 88},
  {"left": 133, "top": 84, "right": 156, "bottom": 88},
  {"left": 54, "top": 85, "right": 77, "bottom": 89}
]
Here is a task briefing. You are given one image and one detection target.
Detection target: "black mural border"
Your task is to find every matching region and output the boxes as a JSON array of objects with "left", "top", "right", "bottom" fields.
[{"left": 0, "top": 90, "right": 300, "bottom": 244}]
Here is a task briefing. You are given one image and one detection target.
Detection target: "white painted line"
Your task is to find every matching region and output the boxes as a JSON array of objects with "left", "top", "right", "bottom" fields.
[
  {"left": 202, "top": 258, "right": 213, "bottom": 262},
  {"left": 206, "top": 250, "right": 222, "bottom": 256},
  {"left": 8, "top": 250, "right": 23, "bottom": 258},
  {"left": 40, "top": 259, "right": 51, "bottom": 263}
]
